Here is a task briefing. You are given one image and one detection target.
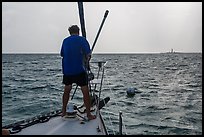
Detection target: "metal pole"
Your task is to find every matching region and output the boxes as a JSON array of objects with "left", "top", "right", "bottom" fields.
[
  {"left": 119, "top": 111, "right": 122, "bottom": 135},
  {"left": 71, "top": 2, "right": 87, "bottom": 100},
  {"left": 78, "top": 2, "right": 86, "bottom": 38},
  {"left": 91, "top": 10, "right": 109, "bottom": 51}
]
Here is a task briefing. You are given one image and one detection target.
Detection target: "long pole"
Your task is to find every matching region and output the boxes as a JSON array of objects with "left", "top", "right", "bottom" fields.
[
  {"left": 91, "top": 10, "right": 109, "bottom": 51},
  {"left": 78, "top": 2, "right": 86, "bottom": 38},
  {"left": 71, "top": 2, "right": 86, "bottom": 100},
  {"left": 71, "top": 2, "right": 109, "bottom": 100}
]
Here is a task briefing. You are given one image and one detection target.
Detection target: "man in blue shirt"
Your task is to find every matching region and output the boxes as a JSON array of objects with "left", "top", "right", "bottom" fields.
[{"left": 60, "top": 25, "right": 96, "bottom": 120}]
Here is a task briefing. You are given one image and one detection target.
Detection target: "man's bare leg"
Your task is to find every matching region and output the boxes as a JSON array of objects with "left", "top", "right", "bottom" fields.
[
  {"left": 81, "top": 85, "right": 96, "bottom": 120},
  {"left": 61, "top": 85, "right": 72, "bottom": 117}
]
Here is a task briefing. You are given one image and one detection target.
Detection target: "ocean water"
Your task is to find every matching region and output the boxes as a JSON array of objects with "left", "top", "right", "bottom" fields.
[{"left": 2, "top": 53, "right": 202, "bottom": 135}]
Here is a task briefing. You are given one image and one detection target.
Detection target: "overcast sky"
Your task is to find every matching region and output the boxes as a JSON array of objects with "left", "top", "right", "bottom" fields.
[{"left": 2, "top": 2, "right": 202, "bottom": 54}]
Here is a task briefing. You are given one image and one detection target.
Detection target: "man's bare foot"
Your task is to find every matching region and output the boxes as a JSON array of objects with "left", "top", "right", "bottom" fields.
[
  {"left": 87, "top": 114, "right": 96, "bottom": 120},
  {"left": 2, "top": 129, "right": 10, "bottom": 135},
  {"left": 61, "top": 110, "right": 66, "bottom": 117}
]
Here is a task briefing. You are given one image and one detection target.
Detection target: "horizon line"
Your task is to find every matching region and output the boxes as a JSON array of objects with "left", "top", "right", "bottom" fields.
[{"left": 2, "top": 51, "right": 202, "bottom": 54}]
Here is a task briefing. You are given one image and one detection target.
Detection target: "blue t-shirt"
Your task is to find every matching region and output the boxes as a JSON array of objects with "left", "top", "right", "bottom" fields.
[{"left": 60, "top": 35, "right": 91, "bottom": 75}]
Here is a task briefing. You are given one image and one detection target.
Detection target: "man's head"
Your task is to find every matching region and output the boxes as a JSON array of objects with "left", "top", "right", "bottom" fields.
[{"left": 68, "top": 25, "right": 80, "bottom": 35}]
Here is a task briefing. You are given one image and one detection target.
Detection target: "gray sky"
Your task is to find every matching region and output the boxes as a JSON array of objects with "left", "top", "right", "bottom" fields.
[{"left": 2, "top": 2, "right": 202, "bottom": 54}]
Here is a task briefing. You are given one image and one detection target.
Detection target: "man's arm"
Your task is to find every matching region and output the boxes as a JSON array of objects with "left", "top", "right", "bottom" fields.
[
  {"left": 60, "top": 40, "right": 64, "bottom": 57},
  {"left": 60, "top": 49, "right": 63, "bottom": 57}
]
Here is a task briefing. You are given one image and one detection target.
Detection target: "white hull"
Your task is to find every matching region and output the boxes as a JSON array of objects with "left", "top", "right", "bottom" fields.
[{"left": 14, "top": 111, "right": 107, "bottom": 135}]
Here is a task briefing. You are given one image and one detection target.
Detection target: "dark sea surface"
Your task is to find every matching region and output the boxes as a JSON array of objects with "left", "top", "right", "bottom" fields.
[{"left": 2, "top": 53, "right": 202, "bottom": 135}]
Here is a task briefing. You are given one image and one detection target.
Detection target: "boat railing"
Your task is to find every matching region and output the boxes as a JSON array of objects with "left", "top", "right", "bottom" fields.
[
  {"left": 100, "top": 87, "right": 128, "bottom": 135},
  {"left": 88, "top": 62, "right": 128, "bottom": 135},
  {"left": 89, "top": 61, "right": 107, "bottom": 116}
]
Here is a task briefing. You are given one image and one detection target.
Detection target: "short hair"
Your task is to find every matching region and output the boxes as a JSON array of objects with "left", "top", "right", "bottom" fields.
[{"left": 68, "top": 25, "right": 80, "bottom": 35}]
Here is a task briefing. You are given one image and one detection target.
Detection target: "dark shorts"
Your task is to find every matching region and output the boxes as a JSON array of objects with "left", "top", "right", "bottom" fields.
[{"left": 62, "top": 72, "right": 88, "bottom": 87}]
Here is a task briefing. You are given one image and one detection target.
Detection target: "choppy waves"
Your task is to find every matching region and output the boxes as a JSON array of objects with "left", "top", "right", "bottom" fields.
[{"left": 2, "top": 53, "right": 202, "bottom": 135}]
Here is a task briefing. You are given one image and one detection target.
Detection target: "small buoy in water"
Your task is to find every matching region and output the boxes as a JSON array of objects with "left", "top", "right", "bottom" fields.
[{"left": 126, "top": 87, "right": 136, "bottom": 96}]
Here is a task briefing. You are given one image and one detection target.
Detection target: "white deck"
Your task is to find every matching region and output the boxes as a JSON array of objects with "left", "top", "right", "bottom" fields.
[{"left": 15, "top": 112, "right": 106, "bottom": 135}]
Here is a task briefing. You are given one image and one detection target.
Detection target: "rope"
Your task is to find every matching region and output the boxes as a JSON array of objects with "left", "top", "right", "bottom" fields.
[
  {"left": 101, "top": 88, "right": 128, "bottom": 135},
  {"left": 107, "top": 111, "right": 116, "bottom": 135},
  {"left": 111, "top": 88, "right": 128, "bottom": 135}
]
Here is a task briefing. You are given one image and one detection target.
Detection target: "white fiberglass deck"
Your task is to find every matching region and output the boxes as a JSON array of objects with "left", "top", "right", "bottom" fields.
[{"left": 15, "top": 112, "right": 106, "bottom": 135}]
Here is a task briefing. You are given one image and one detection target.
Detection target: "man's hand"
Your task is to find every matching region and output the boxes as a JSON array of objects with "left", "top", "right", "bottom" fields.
[{"left": 87, "top": 53, "right": 91, "bottom": 61}]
